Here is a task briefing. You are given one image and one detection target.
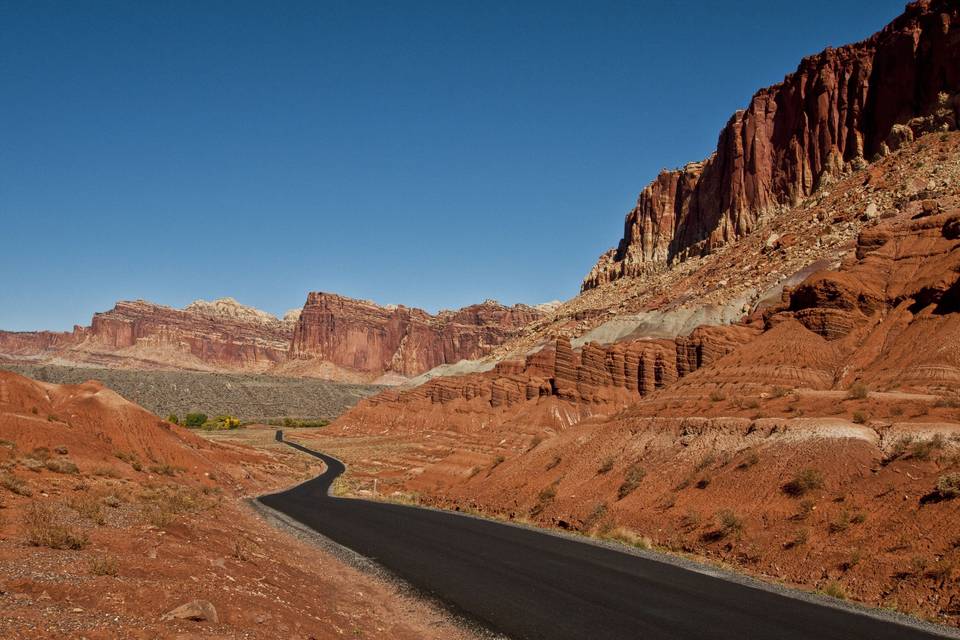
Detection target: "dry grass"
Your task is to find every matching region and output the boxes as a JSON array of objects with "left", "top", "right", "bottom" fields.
[
  {"left": 530, "top": 483, "right": 558, "bottom": 517},
  {"left": 603, "top": 527, "right": 652, "bottom": 549},
  {"left": 847, "top": 383, "right": 869, "bottom": 400},
  {"left": 1, "top": 474, "right": 32, "bottom": 497},
  {"left": 597, "top": 457, "right": 614, "bottom": 474},
  {"left": 23, "top": 501, "right": 88, "bottom": 550},
  {"left": 89, "top": 555, "right": 119, "bottom": 576},
  {"left": 617, "top": 463, "right": 646, "bottom": 500},
  {"left": 68, "top": 494, "right": 106, "bottom": 525},
  {"left": 45, "top": 458, "right": 79, "bottom": 474}
]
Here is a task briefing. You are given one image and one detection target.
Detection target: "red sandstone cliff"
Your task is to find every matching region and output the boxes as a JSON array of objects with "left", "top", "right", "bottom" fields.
[
  {"left": 289, "top": 293, "right": 542, "bottom": 378},
  {"left": 1, "top": 294, "right": 544, "bottom": 380},
  {"left": 583, "top": 0, "right": 960, "bottom": 290},
  {"left": 0, "top": 298, "right": 295, "bottom": 373}
]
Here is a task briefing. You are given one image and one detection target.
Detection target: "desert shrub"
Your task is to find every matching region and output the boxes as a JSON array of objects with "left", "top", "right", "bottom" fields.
[
  {"left": 617, "top": 464, "right": 646, "bottom": 500},
  {"left": 53, "top": 445, "right": 68, "bottom": 455},
  {"left": 934, "top": 396, "right": 960, "bottom": 409},
  {"left": 680, "top": 510, "right": 702, "bottom": 531},
  {"left": 719, "top": 510, "right": 744, "bottom": 536},
  {"left": 281, "top": 417, "right": 330, "bottom": 428},
  {"left": 597, "top": 457, "right": 614, "bottom": 474},
  {"left": 703, "top": 510, "right": 744, "bottom": 541},
  {"left": 27, "top": 447, "right": 51, "bottom": 461},
  {"left": 604, "top": 527, "right": 651, "bottom": 549},
  {"left": 582, "top": 502, "right": 607, "bottom": 531},
  {"left": 139, "top": 485, "right": 207, "bottom": 528},
  {"left": 528, "top": 434, "right": 544, "bottom": 451},
  {"left": 821, "top": 581, "right": 847, "bottom": 600},
  {"left": 852, "top": 411, "right": 868, "bottom": 424},
  {"left": 907, "top": 434, "right": 945, "bottom": 461},
  {"left": 783, "top": 469, "right": 824, "bottom": 497},
  {"left": 695, "top": 454, "right": 716, "bottom": 471},
  {"left": 546, "top": 455, "right": 562, "bottom": 471},
  {"left": 166, "top": 414, "right": 179, "bottom": 425},
  {"left": 708, "top": 390, "right": 725, "bottom": 402},
  {"left": 183, "top": 413, "right": 208, "bottom": 428},
  {"left": 103, "top": 494, "right": 122, "bottom": 508},
  {"left": 926, "top": 560, "right": 954, "bottom": 581},
  {"left": 884, "top": 436, "right": 913, "bottom": 464},
  {"left": 89, "top": 555, "right": 119, "bottom": 576},
  {"left": 45, "top": 459, "right": 79, "bottom": 474},
  {"left": 785, "top": 528, "right": 809, "bottom": 549},
  {"left": 936, "top": 473, "right": 960, "bottom": 499},
  {"left": 148, "top": 464, "right": 180, "bottom": 477},
  {"left": 851, "top": 511, "right": 867, "bottom": 524},
  {"left": 68, "top": 494, "right": 106, "bottom": 525},
  {"left": 530, "top": 483, "right": 558, "bottom": 517},
  {"left": 491, "top": 455, "right": 505, "bottom": 469},
  {"left": 92, "top": 466, "right": 121, "bottom": 478},
  {"left": 695, "top": 477, "right": 711, "bottom": 489},
  {"left": 847, "top": 383, "right": 869, "bottom": 400},
  {"left": 1, "top": 474, "right": 32, "bottom": 496},
  {"left": 233, "top": 537, "right": 251, "bottom": 562},
  {"left": 772, "top": 386, "right": 789, "bottom": 399},
  {"left": 829, "top": 510, "right": 851, "bottom": 534},
  {"left": 737, "top": 451, "right": 760, "bottom": 470},
  {"left": 794, "top": 499, "right": 815, "bottom": 520},
  {"left": 22, "top": 458, "right": 44, "bottom": 472},
  {"left": 23, "top": 501, "right": 88, "bottom": 550}
]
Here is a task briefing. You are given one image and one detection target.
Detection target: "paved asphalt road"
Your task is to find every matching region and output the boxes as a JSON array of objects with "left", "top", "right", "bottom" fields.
[{"left": 259, "top": 440, "right": 952, "bottom": 640}]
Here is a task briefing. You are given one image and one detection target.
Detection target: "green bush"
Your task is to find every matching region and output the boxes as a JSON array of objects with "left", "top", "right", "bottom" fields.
[
  {"left": 166, "top": 414, "right": 179, "bottom": 425},
  {"left": 184, "top": 413, "right": 208, "bottom": 428}
]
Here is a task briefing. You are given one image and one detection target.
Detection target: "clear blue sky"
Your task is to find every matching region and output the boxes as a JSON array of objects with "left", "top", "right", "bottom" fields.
[{"left": 0, "top": 0, "right": 906, "bottom": 331}]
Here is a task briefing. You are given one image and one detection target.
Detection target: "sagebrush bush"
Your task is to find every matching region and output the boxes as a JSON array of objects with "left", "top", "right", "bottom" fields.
[
  {"left": 783, "top": 469, "right": 824, "bottom": 497},
  {"left": 936, "top": 473, "right": 960, "bottom": 499},
  {"left": 847, "top": 383, "right": 869, "bottom": 400},
  {"left": 1, "top": 474, "right": 32, "bottom": 496},
  {"left": 617, "top": 463, "right": 646, "bottom": 500},
  {"left": 23, "top": 501, "right": 88, "bottom": 550}
]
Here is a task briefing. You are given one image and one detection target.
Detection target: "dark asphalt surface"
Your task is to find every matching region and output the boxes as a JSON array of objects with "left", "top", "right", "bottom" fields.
[{"left": 259, "top": 440, "right": 951, "bottom": 640}]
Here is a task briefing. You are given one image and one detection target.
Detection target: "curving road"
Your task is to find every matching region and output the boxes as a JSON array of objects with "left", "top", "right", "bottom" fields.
[{"left": 259, "top": 439, "right": 953, "bottom": 640}]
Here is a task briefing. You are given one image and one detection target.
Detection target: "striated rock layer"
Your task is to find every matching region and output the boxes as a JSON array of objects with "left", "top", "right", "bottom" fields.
[
  {"left": 290, "top": 293, "right": 542, "bottom": 378},
  {"left": 583, "top": 0, "right": 960, "bottom": 290},
  {"left": 1, "top": 295, "right": 544, "bottom": 381},
  {"left": 337, "top": 200, "right": 960, "bottom": 432},
  {"left": 0, "top": 298, "right": 296, "bottom": 373}
]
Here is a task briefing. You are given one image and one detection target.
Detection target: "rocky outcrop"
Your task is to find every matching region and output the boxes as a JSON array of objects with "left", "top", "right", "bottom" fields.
[
  {"left": 583, "top": 0, "right": 960, "bottom": 290},
  {"left": 290, "top": 293, "right": 542, "bottom": 378}
]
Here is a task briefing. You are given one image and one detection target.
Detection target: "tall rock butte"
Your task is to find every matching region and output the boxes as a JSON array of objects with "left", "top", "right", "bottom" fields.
[{"left": 582, "top": 0, "right": 960, "bottom": 290}]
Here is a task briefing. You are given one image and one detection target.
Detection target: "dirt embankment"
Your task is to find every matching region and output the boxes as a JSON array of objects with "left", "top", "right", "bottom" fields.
[{"left": 0, "top": 370, "right": 479, "bottom": 639}]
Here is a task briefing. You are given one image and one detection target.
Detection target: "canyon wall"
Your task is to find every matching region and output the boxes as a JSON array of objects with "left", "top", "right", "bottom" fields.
[
  {"left": 289, "top": 293, "right": 542, "bottom": 377},
  {"left": 583, "top": 0, "right": 960, "bottom": 290},
  {"left": 1, "top": 294, "right": 543, "bottom": 380}
]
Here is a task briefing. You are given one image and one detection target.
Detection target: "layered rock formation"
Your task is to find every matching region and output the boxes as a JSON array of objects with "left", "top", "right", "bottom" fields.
[
  {"left": 0, "top": 298, "right": 295, "bottom": 373},
  {"left": 583, "top": 0, "right": 960, "bottom": 290},
  {"left": 1, "top": 295, "right": 544, "bottom": 381},
  {"left": 352, "top": 324, "right": 759, "bottom": 423},
  {"left": 290, "top": 293, "right": 542, "bottom": 378}
]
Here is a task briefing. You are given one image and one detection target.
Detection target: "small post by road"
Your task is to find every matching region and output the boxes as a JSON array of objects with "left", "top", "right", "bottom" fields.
[{"left": 275, "top": 429, "right": 283, "bottom": 442}]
